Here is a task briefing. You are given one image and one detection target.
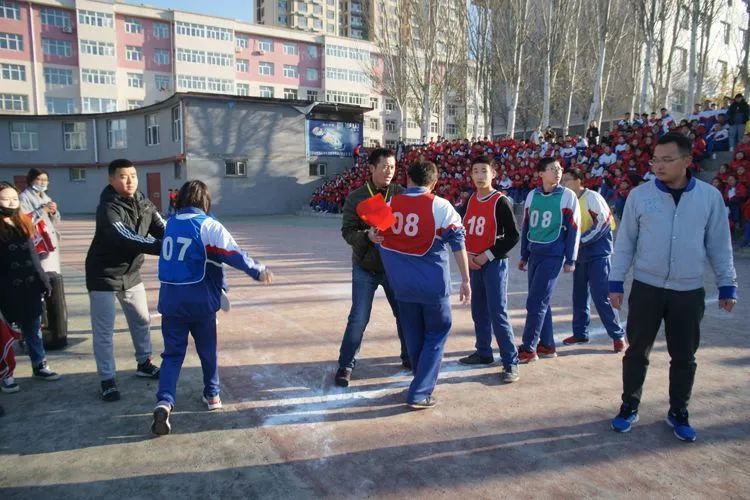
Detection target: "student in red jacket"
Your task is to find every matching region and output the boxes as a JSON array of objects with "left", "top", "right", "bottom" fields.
[{"left": 724, "top": 175, "right": 748, "bottom": 227}]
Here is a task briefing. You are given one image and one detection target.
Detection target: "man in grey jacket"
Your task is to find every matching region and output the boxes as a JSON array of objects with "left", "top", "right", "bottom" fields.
[{"left": 608, "top": 133, "right": 737, "bottom": 442}]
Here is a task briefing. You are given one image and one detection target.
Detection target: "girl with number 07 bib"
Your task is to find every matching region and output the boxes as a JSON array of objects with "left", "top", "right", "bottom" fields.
[
  {"left": 151, "top": 180, "right": 273, "bottom": 436},
  {"left": 517, "top": 158, "right": 581, "bottom": 363}
]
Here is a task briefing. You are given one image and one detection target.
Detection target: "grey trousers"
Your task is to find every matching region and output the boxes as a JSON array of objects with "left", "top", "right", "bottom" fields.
[{"left": 89, "top": 283, "right": 153, "bottom": 381}]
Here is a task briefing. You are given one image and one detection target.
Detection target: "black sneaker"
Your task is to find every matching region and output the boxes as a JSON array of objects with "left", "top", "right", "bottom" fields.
[
  {"left": 33, "top": 361, "right": 61, "bottom": 381},
  {"left": 151, "top": 401, "right": 172, "bottom": 436},
  {"left": 458, "top": 352, "right": 495, "bottom": 365},
  {"left": 501, "top": 364, "right": 520, "bottom": 383},
  {"left": 334, "top": 368, "right": 351, "bottom": 387},
  {"left": 136, "top": 359, "right": 160, "bottom": 379},
  {"left": 101, "top": 379, "right": 120, "bottom": 402},
  {"left": 408, "top": 396, "right": 437, "bottom": 410}
]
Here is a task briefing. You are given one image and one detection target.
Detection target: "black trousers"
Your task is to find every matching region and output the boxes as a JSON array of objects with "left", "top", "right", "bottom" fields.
[{"left": 622, "top": 280, "right": 705, "bottom": 411}]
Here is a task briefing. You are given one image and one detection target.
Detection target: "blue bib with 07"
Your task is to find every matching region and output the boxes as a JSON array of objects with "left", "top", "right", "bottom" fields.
[{"left": 158, "top": 213, "right": 208, "bottom": 285}]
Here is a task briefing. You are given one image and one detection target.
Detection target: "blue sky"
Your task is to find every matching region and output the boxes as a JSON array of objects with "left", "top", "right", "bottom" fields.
[{"left": 125, "top": 0, "right": 253, "bottom": 22}]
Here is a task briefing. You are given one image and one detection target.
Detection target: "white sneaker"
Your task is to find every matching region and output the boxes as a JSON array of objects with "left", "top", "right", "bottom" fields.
[
  {"left": 151, "top": 401, "right": 172, "bottom": 436},
  {"left": 202, "top": 394, "right": 223, "bottom": 410},
  {"left": 1, "top": 377, "right": 19, "bottom": 393},
  {"left": 220, "top": 289, "right": 231, "bottom": 312}
]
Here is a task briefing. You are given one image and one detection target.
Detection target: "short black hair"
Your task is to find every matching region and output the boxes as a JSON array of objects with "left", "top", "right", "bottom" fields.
[
  {"left": 26, "top": 168, "right": 49, "bottom": 186},
  {"left": 407, "top": 161, "right": 438, "bottom": 187},
  {"left": 656, "top": 132, "right": 692, "bottom": 156},
  {"left": 176, "top": 179, "right": 211, "bottom": 213},
  {"left": 536, "top": 157, "right": 559, "bottom": 172},
  {"left": 368, "top": 148, "right": 395, "bottom": 167},
  {"left": 471, "top": 154, "right": 495, "bottom": 168},
  {"left": 108, "top": 158, "right": 135, "bottom": 176},
  {"left": 565, "top": 168, "right": 585, "bottom": 181}
]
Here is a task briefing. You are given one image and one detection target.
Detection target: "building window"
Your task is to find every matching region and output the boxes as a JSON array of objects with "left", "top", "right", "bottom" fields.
[
  {"left": 172, "top": 106, "right": 181, "bottom": 142},
  {"left": 225, "top": 160, "right": 247, "bottom": 177},
  {"left": 206, "top": 52, "right": 232, "bottom": 67},
  {"left": 81, "top": 97, "right": 116, "bottom": 113},
  {"left": 680, "top": 6, "right": 690, "bottom": 30},
  {"left": 430, "top": 122, "right": 439, "bottom": 133},
  {"left": 69, "top": 167, "right": 86, "bottom": 182},
  {"left": 283, "top": 42, "right": 298, "bottom": 55},
  {"left": 78, "top": 10, "right": 113, "bottom": 28},
  {"left": 259, "top": 86, "right": 274, "bottom": 98},
  {"left": 307, "top": 45, "right": 319, "bottom": 59},
  {"left": 258, "top": 62, "right": 274, "bottom": 76},
  {"left": 10, "top": 122, "right": 38, "bottom": 151},
  {"left": 153, "top": 22, "right": 170, "bottom": 39},
  {"left": 124, "top": 18, "right": 143, "bottom": 34},
  {"left": 237, "top": 83, "right": 250, "bottom": 96},
  {"left": 1, "top": 63, "right": 25, "bottom": 81},
  {"left": 175, "top": 21, "right": 205, "bottom": 37},
  {"left": 107, "top": 119, "right": 127, "bottom": 149},
  {"left": 174, "top": 161, "right": 182, "bottom": 180},
  {"left": 385, "top": 99, "right": 394, "bottom": 112},
  {"left": 126, "top": 45, "right": 143, "bottom": 61},
  {"left": 155, "top": 74, "right": 171, "bottom": 91},
  {"left": 42, "top": 38, "right": 71, "bottom": 57},
  {"left": 205, "top": 25, "right": 233, "bottom": 41},
  {"left": 283, "top": 64, "right": 298, "bottom": 78},
  {"left": 368, "top": 118, "right": 379, "bottom": 130},
  {"left": 0, "top": 93, "right": 28, "bottom": 111},
  {"left": 385, "top": 140, "right": 396, "bottom": 149},
  {"left": 447, "top": 103, "right": 457, "bottom": 116},
  {"left": 309, "top": 162, "right": 327, "bottom": 176},
  {"left": 153, "top": 49, "right": 170, "bottom": 65},
  {"left": 80, "top": 39, "right": 115, "bottom": 56},
  {"left": 46, "top": 97, "right": 74, "bottom": 114},
  {"left": 722, "top": 21, "right": 730, "bottom": 44},
  {"left": 0, "top": 33, "right": 23, "bottom": 51},
  {"left": 306, "top": 68, "right": 318, "bottom": 81},
  {"left": 307, "top": 90, "right": 318, "bottom": 102},
  {"left": 385, "top": 120, "right": 396, "bottom": 132},
  {"left": 82, "top": 68, "right": 116, "bottom": 85},
  {"left": 284, "top": 88, "right": 298, "bottom": 99},
  {"left": 146, "top": 113, "right": 160, "bottom": 145},
  {"left": 258, "top": 39, "right": 272, "bottom": 52},
  {"left": 127, "top": 73, "right": 143, "bottom": 88},
  {"left": 236, "top": 34, "right": 249, "bottom": 49},
  {"left": 207, "top": 77, "right": 233, "bottom": 93},
  {"left": 407, "top": 120, "right": 417, "bottom": 129},
  {"left": 446, "top": 123, "right": 458, "bottom": 135},
  {"left": 236, "top": 58, "right": 249, "bottom": 72},
  {"left": 718, "top": 60, "right": 728, "bottom": 76},
  {"left": 63, "top": 122, "right": 87, "bottom": 150},
  {"left": 674, "top": 47, "right": 688, "bottom": 72},
  {"left": 127, "top": 99, "right": 143, "bottom": 110},
  {"left": 370, "top": 97, "right": 378, "bottom": 109},
  {"left": 177, "top": 74, "right": 207, "bottom": 90},
  {"left": 0, "top": 1, "right": 21, "bottom": 20},
  {"left": 40, "top": 8, "right": 71, "bottom": 28},
  {"left": 176, "top": 48, "right": 206, "bottom": 64}
]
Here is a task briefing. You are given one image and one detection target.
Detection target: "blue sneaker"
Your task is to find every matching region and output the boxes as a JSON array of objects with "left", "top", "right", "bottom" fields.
[
  {"left": 666, "top": 409, "right": 696, "bottom": 442},
  {"left": 611, "top": 403, "right": 639, "bottom": 433}
]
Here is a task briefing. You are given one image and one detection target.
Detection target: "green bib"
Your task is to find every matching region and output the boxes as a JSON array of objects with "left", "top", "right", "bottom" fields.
[{"left": 527, "top": 191, "right": 563, "bottom": 244}]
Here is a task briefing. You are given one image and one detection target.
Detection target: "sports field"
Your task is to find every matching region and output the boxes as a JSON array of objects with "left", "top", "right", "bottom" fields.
[{"left": 1, "top": 215, "right": 748, "bottom": 498}]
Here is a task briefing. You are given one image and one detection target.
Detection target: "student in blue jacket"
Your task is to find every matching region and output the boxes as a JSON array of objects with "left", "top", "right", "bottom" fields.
[{"left": 151, "top": 180, "right": 273, "bottom": 436}]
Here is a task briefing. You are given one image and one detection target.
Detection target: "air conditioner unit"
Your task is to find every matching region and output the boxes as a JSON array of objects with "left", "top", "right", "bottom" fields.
[
  {"left": 255, "top": 50, "right": 266, "bottom": 55},
  {"left": 62, "top": 25, "right": 74, "bottom": 34}
]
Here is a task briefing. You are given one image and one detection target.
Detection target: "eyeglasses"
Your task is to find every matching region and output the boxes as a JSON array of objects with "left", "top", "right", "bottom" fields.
[
  {"left": 650, "top": 155, "right": 689, "bottom": 165},
  {"left": 545, "top": 166, "right": 563, "bottom": 172}
]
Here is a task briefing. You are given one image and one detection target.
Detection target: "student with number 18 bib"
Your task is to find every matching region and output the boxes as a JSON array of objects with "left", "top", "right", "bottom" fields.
[
  {"left": 151, "top": 180, "right": 273, "bottom": 436},
  {"left": 457, "top": 155, "right": 521, "bottom": 383},
  {"left": 377, "top": 161, "right": 471, "bottom": 409}
]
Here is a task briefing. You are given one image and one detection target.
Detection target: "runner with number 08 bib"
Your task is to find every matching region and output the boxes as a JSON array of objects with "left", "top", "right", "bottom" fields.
[
  {"left": 518, "top": 158, "right": 581, "bottom": 363},
  {"left": 457, "top": 156, "right": 521, "bottom": 383},
  {"left": 378, "top": 161, "right": 471, "bottom": 410}
]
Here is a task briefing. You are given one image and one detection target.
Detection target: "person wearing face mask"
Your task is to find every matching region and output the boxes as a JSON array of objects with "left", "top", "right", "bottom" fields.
[
  {"left": 19, "top": 169, "right": 61, "bottom": 273},
  {"left": 0, "top": 181, "right": 61, "bottom": 394}
]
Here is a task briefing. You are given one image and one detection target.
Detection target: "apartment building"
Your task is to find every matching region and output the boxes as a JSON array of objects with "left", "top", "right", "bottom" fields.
[{"left": 255, "top": 0, "right": 367, "bottom": 40}]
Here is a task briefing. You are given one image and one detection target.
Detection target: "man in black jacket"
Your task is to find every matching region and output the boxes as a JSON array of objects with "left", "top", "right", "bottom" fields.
[
  {"left": 728, "top": 93, "right": 749, "bottom": 151},
  {"left": 86, "top": 159, "right": 164, "bottom": 401},
  {"left": 335, "top": 148, "right": 407, "bottom": 387}
]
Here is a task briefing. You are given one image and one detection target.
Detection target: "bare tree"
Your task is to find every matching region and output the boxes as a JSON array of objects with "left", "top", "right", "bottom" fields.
[
  {"left": 692, "top": 0, "right": 723, "bottom": 106},
  {"left": 587, "top": 0, "right": 612, "bottom": 125},
  {"left": 648, "top": 0, "right": 682, "bottom": 110},
  {"left": 563, "top": 0, "right": 583, "bottom": 135}
]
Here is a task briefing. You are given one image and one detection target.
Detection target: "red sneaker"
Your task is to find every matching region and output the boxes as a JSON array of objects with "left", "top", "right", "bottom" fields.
[
  {"left": 613, "top": 339, "right": 626, "bottom": 353},
  {"left": 518, "top": 350, "right": 539, "bottom": 364},
  {"left": 562, "top": 335, "right": 589, "bottom": 345},
  {"left": 536, "top": 344, "right": 558, "bottom": 358}
]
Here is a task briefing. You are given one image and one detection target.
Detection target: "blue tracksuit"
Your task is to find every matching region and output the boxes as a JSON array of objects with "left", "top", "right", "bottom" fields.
[
  {"left": 572, "top": 189, "right": 624, "bottom": 341},
  {"left": 378, "top": 187, "right": 466, "bottom": 403},
  {"left": 155, "top": 208, "right": 265, "bottom": 407},
  {"left": 520, "top": 186, "right": 581, "bottom": 351}
]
